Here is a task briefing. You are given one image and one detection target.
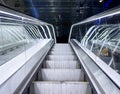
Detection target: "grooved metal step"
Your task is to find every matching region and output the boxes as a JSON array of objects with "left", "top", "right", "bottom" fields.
[
  {"left": 39, "top": 69, "right": 83, "bottom": 81},
  {"left": 51, "top": 49, "right": 72, "bottom": 51},
  {"left": 30, "top": 43, "right": 91, "bottom": 94},
  {"left": 45, "top": 61, "right": 79, "bottom": 69},
  {"left": 30, "top": 82, "right": 91, "bottom": 94},
  {"left": 47, "top": 55, "right": 77, "bottom": 60},
  {"left": 50, "top": 51, "right": 74, "bottom": 55}
]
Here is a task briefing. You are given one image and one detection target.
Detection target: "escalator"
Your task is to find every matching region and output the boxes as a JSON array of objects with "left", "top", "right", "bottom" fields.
[
  {"left": 30, "top": 43, "right": 91, "bottom": 94},
  {"left": 1, "top": 4, "right": 120, "bottom": 94}
]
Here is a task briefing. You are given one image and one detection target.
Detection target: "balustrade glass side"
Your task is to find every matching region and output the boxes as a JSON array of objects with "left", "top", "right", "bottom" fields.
[{"left": 70, "top": 10, "right": 120, "bottom": 74}]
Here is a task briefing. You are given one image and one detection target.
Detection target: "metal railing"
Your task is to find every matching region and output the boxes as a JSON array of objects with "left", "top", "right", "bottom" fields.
[
  {"left": 0, "top": 5, "right": 56, "bottom": 94},
  {"left": 69, "top": 6, "right": 120, "bottom": 94}
]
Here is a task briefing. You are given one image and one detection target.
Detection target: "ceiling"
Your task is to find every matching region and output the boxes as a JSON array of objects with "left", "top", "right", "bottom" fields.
[
  {"left": 1, "top": 0, "right": 120, "bottom": 42},
  {"left": 24, "top": 0, "right": 101, "bottom": 23},
  {"left": 24, "top": 0, "right": 102, "bottom": 42}
]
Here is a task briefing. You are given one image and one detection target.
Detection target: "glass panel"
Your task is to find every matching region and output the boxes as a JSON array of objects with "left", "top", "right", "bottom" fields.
[
  {"left": 80, "top": 24, "right": 120, "bottom": 73},
  {"left": 70, "top": 9, "right": 120, "bottom": 74},
  {"left": 113, "top": 41, "right": 120, "bottom": 73},
  {"left": 47, "top": 25, "right": 54, "bottom": 39},
  {"left": 71, "top": 25, "right": 82, "bottom": 42},
  {"left": 38, "top": 25, "right": 47, "bottom": 38},
  {"left": 33, "top": 25, "right": 43, "bottom": 39},
  {"left": 0, "top": 6, "right": 55, "bottom": 67},
  {"left": 0, "top": 19, "right": 54, "bottom": 66},
  {"left": 42, "top": 25, "right": 50, "bottom": 38},
  {"left": 0, "top": 18, "right": 26, "bottom": 66}
]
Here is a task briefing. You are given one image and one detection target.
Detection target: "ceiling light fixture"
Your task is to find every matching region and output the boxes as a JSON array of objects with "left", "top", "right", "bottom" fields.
[{"left": 99, "top": 0, "right": 103, "bottom": 3}]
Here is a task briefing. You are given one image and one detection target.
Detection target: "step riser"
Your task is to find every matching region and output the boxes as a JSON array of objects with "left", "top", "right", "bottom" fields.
[
  {"left": 30, "top": 44, "right": 90, "bottom": 94},
  {"left": 45, "top": 61, "right": 80, "bottom": 69},
  {"left": 51, "top": 49, "right": 72, "bottom": 51},
  {"left": 31, "top": 82, "right": 91, "bottom": 94},
  {"left": 48, "top": 55, "right": 75, "bottom": 57},
  {"left": 53, "top": 46, "right": 70, "bottom": 48},
  {"left": 39, "top": 69, "right": 84, "bottom": 81},
  {"left": 53, "top": 47, "right": 71, "bottom": 49},
  {"left": 50, "top": 51, "right": 74, "bottom": 54},
  {"left": 47, "top": 56, "right": 77, "bottom": 60},
  {"left": 50, "top": 53, "right": 74, "bottom": 55}
]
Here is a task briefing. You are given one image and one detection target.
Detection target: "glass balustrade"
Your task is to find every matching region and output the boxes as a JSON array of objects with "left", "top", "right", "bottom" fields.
[
  {"left": 69, "top": 7, "right": 120, "bottom": 74},
  {"left": 0, "top": 6, "right": 56, "bottom": 66}
]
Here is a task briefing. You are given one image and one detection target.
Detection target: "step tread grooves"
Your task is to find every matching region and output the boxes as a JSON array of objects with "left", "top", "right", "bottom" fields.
[{"left": 30, "top": 44, "right": 91, "bottom": 94}]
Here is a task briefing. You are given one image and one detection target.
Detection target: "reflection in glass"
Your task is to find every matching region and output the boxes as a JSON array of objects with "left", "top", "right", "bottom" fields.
[
  {"left": 80, "top": 24, "right": 120, "bottom": 73},
  {"left": 0, "top": 22, "right": 53, "bottom": 66}
]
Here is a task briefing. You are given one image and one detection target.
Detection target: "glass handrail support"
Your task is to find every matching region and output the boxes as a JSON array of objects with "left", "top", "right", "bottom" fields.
[{"left": 69, "top": 6, "right": 120, "bottom": 94}]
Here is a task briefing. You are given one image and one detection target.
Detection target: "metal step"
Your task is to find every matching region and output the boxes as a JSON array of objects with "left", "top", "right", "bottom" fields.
[
  {"left": 45, "top": 61, "right": 80, "bottom": 69},
  {"left": 51, "top": 48, "right": 72, "bottom": 51},
  {"left": 51, "top": 50, "right": 72, "bottom": 52},
  {"left": 39, "top": 69, "right": 84, "bottom": 81},
  {"left": 30, "top": 44, "right": 91, "bottom": 94},
  {"left": 47, "top": 55, "right": 77, "bottom": 60},
  {"left": 50, "top": 51, "right": 74, "bottom": 55},
  {"left": 30, "top": 81, "right": 91, "bottom": 94},
  {"left": 52, "top": 46, "right": 72, "bottom": 49}
]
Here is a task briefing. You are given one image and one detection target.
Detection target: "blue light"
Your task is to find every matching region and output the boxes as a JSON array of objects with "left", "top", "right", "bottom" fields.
[
  {"left": 105, "top": 3, "right": 109, "bottom": 8},
  {"left": 95, "top": 20, "right": 99, "bottom": 25},
  {"left": 101, "top": 18, "right": 106, "bottom": 24},
  {"left": 105, "top": 0, "right": 113, "bottom": 8},
  {"left": 29, "top": 0, "right": 39, "bottom": 18},
  {"left": 32, "top": 7, "right": 39, "bottom": 18},
  {"left": 102, "top": 0, "right": 113, "bottom": 12}
]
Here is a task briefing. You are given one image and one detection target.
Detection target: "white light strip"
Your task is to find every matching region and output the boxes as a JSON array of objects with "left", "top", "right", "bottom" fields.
[
  {"left": 0, "top": 16, "right": 22, "bottom": 21},
  {"left": 73, "top": 8, "right": 120, "bottom": 26},
  {"left": 86, "top": 11, "right": 120, "bottom": 23},
  {"left": 68, "top": 25, "right": 74, "bottom": 42},
  {"left": 40, "top": 25, "right": 48, "bottom": 38},
  {"left": 0, "top": 11, "right": 47, "bottom": 25},
  {"left": 0, "top": 10, "right": 22, "bottom": 18},
  {"left": 50, "top": 25, "right": 56, "bottom": 43},
  {"left": 46, "top": 25, "right": 52, "bottom": 38}
]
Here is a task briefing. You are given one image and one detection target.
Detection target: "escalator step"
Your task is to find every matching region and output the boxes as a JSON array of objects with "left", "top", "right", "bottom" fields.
[
  {"left": 39, "top": 69, "right": 84, "bottom": 81},
  {"left": 30, "top": 81, "right": 91, "bottom": 94},
  {"left": 45, "top": 61, "right": 79, "bottom": 69}
]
